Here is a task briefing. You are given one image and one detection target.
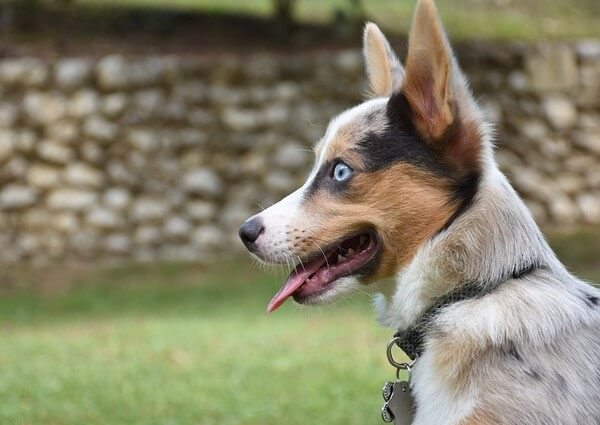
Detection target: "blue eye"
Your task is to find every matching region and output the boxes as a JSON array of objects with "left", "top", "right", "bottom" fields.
[{"left": 332, "top": 162, "right": 352, "bottom": 182}]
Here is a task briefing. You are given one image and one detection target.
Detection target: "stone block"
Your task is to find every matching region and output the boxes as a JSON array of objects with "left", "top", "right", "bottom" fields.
[{"left": 525, "top": 45, "right": 578, "bottom": 91}]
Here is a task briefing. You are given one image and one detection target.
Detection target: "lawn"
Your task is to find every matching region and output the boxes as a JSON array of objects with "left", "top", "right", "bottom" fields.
[
  {"left": 0, "top": 227, "right": 599, "bottom": 425},
  {"left": 77, "top": 0, "right": 600, "bottom": 40}
]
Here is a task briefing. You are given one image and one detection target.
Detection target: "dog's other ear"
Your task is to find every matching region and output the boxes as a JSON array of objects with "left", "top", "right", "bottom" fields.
[
  {"left": 363, "top": 22, "right": 404, "bottom": 98},
  {"left": 401, "top": 0, "right": 482, "bottom": 170}
]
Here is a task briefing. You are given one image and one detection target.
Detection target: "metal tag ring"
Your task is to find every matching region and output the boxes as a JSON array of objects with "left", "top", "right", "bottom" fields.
[{"left": 386, "top": 337, "right": 410, "bottom": 369}]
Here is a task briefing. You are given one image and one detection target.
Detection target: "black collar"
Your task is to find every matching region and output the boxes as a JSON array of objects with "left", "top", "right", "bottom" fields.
[{"left": 393, "top": 263, "right": 542, "bottom": 360}]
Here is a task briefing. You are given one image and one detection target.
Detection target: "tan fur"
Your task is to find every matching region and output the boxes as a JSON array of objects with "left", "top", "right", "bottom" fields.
[
  {"left": 403, "top": 0, "right": 454, "bottom": 140},
  {"left": 431, "top": 331, "right": 489, "bottom": 396},
  {"left": 296, "top": 163, "right": 457, "bottom": 283},
  {"left": 458, "top": 409, "right": 498, "bottom": 425},
  {"left": 326, "top": 121, "right": 369, "bottom": 168},
  {"left": 363, "top": 22, "right": 400, "bottom": 97}
]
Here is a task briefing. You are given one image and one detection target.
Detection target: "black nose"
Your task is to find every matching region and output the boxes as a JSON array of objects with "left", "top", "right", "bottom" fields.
[{"left": 239, "top": 218, "right": 265, "bottom": 251}]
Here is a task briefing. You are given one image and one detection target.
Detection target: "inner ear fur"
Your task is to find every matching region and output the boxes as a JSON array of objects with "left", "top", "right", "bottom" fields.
[
  {"left": 363, "top": 22, "right": 404, "bottom": 98},
  {"left": 400, "top": 0, "right": 481, "bottom": 172}
]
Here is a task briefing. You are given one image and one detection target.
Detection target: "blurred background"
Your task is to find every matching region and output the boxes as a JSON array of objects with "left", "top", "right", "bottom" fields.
[{"left": 0, "top": 0, "right": 599, "bottom": 424}]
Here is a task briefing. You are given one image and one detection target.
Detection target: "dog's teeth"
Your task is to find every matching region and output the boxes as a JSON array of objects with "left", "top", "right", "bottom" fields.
[
  {"left": 338, "top": 254, "right": 345, "bottom": 262},
  {"left": 347, "top": 248, "right": 355, "bottom": 256}
]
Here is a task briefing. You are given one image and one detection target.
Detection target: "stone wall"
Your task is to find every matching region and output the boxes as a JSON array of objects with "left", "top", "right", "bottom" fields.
[{"left": 0, "top": 40, "right": 599, "bottom": 263}]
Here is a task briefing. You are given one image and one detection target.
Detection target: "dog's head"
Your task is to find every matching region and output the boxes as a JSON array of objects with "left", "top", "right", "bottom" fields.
[{"left": 240, "top": 0, "right": 485, "bottom": 313}]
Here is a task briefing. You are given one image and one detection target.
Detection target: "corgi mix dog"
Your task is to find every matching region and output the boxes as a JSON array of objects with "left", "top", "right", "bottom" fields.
[{"left": 239, "top": 0, "right": 600, "bottom": 423}]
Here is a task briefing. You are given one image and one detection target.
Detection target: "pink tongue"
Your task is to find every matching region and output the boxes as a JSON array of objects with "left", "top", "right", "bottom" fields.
[{"left": 267, "top": 262, "right": 321, "bottom": 313}]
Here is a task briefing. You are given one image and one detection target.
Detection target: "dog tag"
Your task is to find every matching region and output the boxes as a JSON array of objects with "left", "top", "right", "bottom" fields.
[{"left": 380, "top": 380, "right": 414, "bottom": 424}]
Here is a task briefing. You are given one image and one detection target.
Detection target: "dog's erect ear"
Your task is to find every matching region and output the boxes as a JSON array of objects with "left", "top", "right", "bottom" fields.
[
  {"left": 401, "top": 0, "right": 481, "bottom": 170},
  {"left": 363, "top": 23, "right": 404, "bottom": 98}
]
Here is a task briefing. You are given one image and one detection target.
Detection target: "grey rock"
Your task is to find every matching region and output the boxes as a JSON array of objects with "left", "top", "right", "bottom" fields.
[
  {"left": 0, "top": 102, "right": 18, "bottom": 127},
  {"left": 525, "top": 200, "right": 548, "bottom": 223},
  {"left": 104, "top": 234, "right": 131, "bottom": 254},
  {"left": 540, "top": 138, "right": 570, "bottom": 159},
  {"left": 0, "top": 185, "right": 37, "bottom": 209},
  {"left": 47, "top": 189, "right": 97, "bottom": 211},
  {"left": 507, "top": 71, "right": 528, "bottom": 92},
  {"left": 15, "top": 130, "right": 36, "bottom": 153},
  {"left": 23, "top": 209, "right": 49, "bottom": 229},
  {"left": 221, "top": 203, "right": 252, "bottom": 228},
  {"left": 273, "top": 82, "right": 300, "bottom": 101},
  {"left": 573, "top": 131, "right": 600, "bottom": 154},
  {"left": 101, "top": 93, "right": 128, "bottom": 117},
  {"left": 55, "top": 58, "right": 93, "bottom": 89},
  {"left": 0, "top": 58, "right": 48, "bottom": 86},
  {"left": 3, "top": 156, "right": 27, "bottom": 180},
  {"left": 177, "top": 128, "right": 208, "bottom": 147},
  {"left": 96, "top": 55, "right": 129, "bottom": 90},
  {"left": 37, "top": 140, "right": 73, "bottom": 164},
  {"left": 222, "top": 107, "right": 259, "bottom": 131},
  {"left": 131, "top": 198, "right": 169, "bottom": 222},
  {"left": 68, "top": 89, "right": 99, "bottom": 118},
  {"left": 87, "top": 208, "right": 123, "bottom": 229},
  {"left": 579, "top": 113, "right": 600, "bottom": 130},
  {"left": 46, "top": 120, "right": 79, "bottom": 145},
  {"left": 191, "top": 225, "right": 224, "bottom": 249},
  {"left": 83, "top": 116, "right": 118, "bottom": 143},
  {"left": 103, "top": 188, "right": 131, "bottom": 210},
  {"left": 520, "top": 119, "right": 547, "bottom": 141},
  {"left": 27, "top": 164, "right": 61, "bottom": 189},
  {"left": 81, "top": 142, "right": 105, "bottom": 164},
  {"left": 185, "top": 200, "right": 216, "bottom": 222},
  {"left": 0, "top": 129, "right": 15, "bottom": 163},
  {"left": 525, "top": 45, "right": 578, "bottom": 91},
  {"left": 135, "top": 226, "right": 162, "bottom": 246},
  {"left": 510, "top": 167, "right": 554, "bottom": 202},
  {"left": 586, "top": 170, "right": 600, "bottom": 189},
  {"left": 265, "top": 170, "right": 295, "bottom": 194},
  {"left": 107, "top": 162, "right": 135, "bottom": 185},
  {"left": 579, "top": 64, "right": 600, "bottom": 93},
  {"left": 182, "top": 169, "right": 222, "bottom": 197},
  {"left": 52, "top": 213, "right": 79, "bottom": 233},
  {"left": 128, "top": 128, "right": 160, "bottom": 152},
  {"left": 64, "top": 163, "right": 104, "bottom": 188},
  {"left": 23, "top": 92, "right": 66, "bottom": 125},
  {"left": 335, "top": 50, "right": 362, "bottom": 76},
  {"left": 133, "top": 89, "right": 165, "bottom": 116},
  {"left": 549, "top": 196, "right": 579, "bottom": 224},
  {"left": 576, "top": 193, "right": 600, "bottom": 223},
  {"left": 541, "top": 96, "right": 577, "bottom": 130},
  {"left": 173, "top": 81, "right": 206, "bottom": 103},
  {"left": 274, "top": 143, "right": 311, "bottom": 169},
  {"left": 556, "top": 175, "right": 585, "bottom": 195},
  {"left": 576, "top": 40, "right": 600, "bottom": 62},
  {"left": 164, "top": 216, "right": 192, "bottom": 239}
]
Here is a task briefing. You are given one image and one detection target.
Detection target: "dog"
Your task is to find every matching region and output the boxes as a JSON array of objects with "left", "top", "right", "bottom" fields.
[{"left": 239, "top": 0, "right": 600, "bottom": 423}]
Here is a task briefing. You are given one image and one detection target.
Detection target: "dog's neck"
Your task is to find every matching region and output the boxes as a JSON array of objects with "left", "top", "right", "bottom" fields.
[{"left": 375, "top": 162, "right": 561, "bottom": 331}]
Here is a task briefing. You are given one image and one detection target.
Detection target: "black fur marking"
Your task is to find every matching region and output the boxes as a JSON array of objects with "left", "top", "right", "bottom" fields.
[
  {"left": 525, "top": 368, "right": 542, "bottom": 381},
  {"left": 505, "top": 340, "right": 522, "bottom": 362},
  {"left": 438, "top": 170, "right": 481, "bottom": 233},
  {"left": 512, "top": 262, "right": 545, "bottom": 279},
  {"left": 584, "top": 293, "right": 600, "bottom": 308},
  {"left": 556, "top": 373, "right": 567, "bottom": 388},
  {"left": 358, "top": 93, "right": 455, "bottom": 177}
]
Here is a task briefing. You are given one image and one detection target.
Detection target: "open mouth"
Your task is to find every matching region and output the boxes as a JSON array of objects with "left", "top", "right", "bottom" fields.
[{"left": 267, "top": 231, "right": 380, "bottom": 313}]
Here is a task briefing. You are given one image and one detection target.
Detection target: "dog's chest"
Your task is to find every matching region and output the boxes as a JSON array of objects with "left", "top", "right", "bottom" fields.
[{"left": 409, "top": 352, "right": 476, "bottom": 425}]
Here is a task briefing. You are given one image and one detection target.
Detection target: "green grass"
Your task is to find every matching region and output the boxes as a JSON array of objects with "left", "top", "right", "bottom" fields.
[
  {"left": 76, "top": 0, "right": 600, "bottom": 40},
  {"left": 0, "top": 227, "right": 599, "bottom": 425}
]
